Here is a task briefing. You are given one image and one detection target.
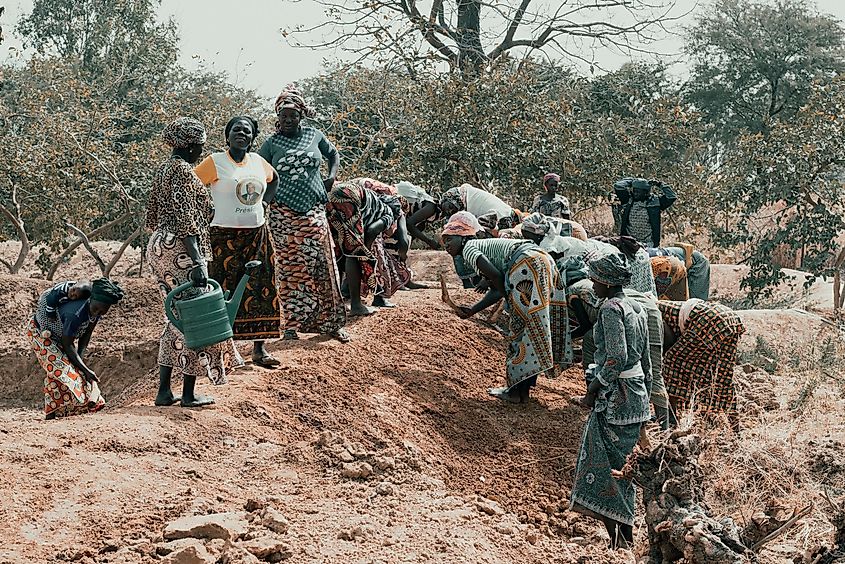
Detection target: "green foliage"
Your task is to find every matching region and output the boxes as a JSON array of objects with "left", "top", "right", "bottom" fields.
[
  {"left": 685, "top": 0, "right": 845, "bottom": 142},
  {"left": 712, "top": 78, "right": 845, "bottom": 299},
  {"left": 303, "top": 61, "right": 709, "bottom": 234}
]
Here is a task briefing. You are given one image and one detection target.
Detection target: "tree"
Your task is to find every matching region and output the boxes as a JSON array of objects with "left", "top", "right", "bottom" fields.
[
  {"left": 285, "top": 0, "right": 684, "bottom": 76},
  {"left": 711, "top": 78, "right": 845, "bottom": 300},
  {"left": 684, "top": 0, "right": 845, "bottom": 143}
]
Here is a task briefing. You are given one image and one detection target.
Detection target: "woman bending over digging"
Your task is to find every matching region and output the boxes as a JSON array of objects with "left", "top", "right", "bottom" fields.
[{"left": 441, "top": 211, "right": 572, "bottom": 404}]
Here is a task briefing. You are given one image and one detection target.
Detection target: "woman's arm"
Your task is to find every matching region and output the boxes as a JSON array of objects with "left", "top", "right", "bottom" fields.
[
  {"left": 60, "top": 334, "right": 97, "bottom": 382},
  {"left": 264, "top": 169, "right": 279, "bottom": 205},
  {"left": 406, "top": 202, "right": 441, "bottom": 250},
  {"left": 569, "top": 299, "right": 594, "bottom": 339},
  {"left": 76, "top": 320, "right": 96, "bottom": 358},
  {"left": 460, "top": 256, "right": 505, "bottom": 318},
  {"left": 394, "top": 215, "right": 411, "bottom": 262},
  {"left": 318, "top": 133, "right": 340, "bottom": 191},
  {"left": 590, "top": 304, "right": 627, "bottom": 391},
  {"left": 182, "top": 235, "right": 208, "bottom": 287}
]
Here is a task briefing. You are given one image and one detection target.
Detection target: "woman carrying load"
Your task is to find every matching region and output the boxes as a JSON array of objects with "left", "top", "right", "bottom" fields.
[
  {"left": 195, "top": 115, "right": 281, "bottom": 368},
  {"left": 441, "top": 212, "right": 572, "bottom": 404},
  {"left": 28, "top": 278, "right": 124, "bottom": 419}
]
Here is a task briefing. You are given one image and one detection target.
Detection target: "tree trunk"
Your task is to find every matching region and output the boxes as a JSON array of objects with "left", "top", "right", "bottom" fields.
[
  {"left": 0, "top": 183, "right": 30, "bottom": 274},
  {"left": 103, "top": 226, "right": 140, "bottom": 277},
  {"left": 46, "top": 212, "right": 131, "bottom": 280},
  {"left": 456, "top": 0, "right": 485, "bottom": 75}
]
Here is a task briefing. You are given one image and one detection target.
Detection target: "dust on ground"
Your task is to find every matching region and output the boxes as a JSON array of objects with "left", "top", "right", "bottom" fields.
[{"left": 0, "top": 248, "right": 842, "bottom": 563}]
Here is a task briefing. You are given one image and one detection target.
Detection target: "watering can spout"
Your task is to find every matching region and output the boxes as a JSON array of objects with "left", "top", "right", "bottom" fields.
[{"left": 226, "top": 260, "right": 262, "bottom": 326}]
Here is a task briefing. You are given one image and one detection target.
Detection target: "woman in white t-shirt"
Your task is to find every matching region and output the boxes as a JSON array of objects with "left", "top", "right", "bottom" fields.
[{"left": 195, "top": 116, "right": 281, "bottom": 368}]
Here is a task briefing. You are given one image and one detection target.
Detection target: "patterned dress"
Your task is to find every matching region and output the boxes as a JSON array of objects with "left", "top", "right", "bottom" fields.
[
  {"left": 628, "top": 248, "right": 658, "bottom": 297},
  {"left": 258, "top": 128, "right": 346, "bottom": 334},
  {"left": 659, "top": 300, "right": 744, "bottom": 414},
  {"left": 530, "top": 194, "right": 570, "bottom": 218},
  {"left": 28, "top": 286, "right": 105, "bottom": 418},
  {"left": 461, "top": 239, "right": 572, "bottom": 390},
  {"left": 145, "top": 158, "right": 243, "bottom": 382},
  {"left": 570, "top": 296, "right": 651, "bottom": 526}
]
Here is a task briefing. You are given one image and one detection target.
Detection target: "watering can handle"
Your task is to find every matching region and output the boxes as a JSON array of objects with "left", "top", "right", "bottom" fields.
[{"left": 164, "top": 280, "right": 221, "bottom": 331}]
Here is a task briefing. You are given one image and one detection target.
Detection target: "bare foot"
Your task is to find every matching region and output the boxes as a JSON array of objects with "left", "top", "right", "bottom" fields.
[
  {"left": 349, "top": 304, "right": 377, "bottom": 316},
  {"left": 330, "top": 329, "right": 351, "bottom": 343},
  {"left": 45, "top": 412, "right": 56, "bottom": 420},
  {"left": 155, "top": 391, "right": 182, "bottom": 406},
  {"left": 252, "top": 353, "right": 280, "bottom": 368},
  {"left": 488, "top": 387, "right": 521, "bottom": 404},
  {"left": 181, "top": 395, "right": 215, "bottom": 408}
]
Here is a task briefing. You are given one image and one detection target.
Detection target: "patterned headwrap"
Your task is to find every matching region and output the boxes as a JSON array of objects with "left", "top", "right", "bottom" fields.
[
  {"left": 274, "top": 84, "right": 317, "bottom": 120},
  {"left": 587, "top": 252, "right": 632, "bottom": 287},
  {"left": 162, "top": 117, "right": 207, "bottom": 149},
  {"left": 521, "top": 212, "right": 551, "bottom": 236},
  {"left": 441, "top": 211, "right": 481, "bottom": 238},
  {"left": 439, "top": 186, "right": 466, "bottom": 214},
  {"left": 90, "top": 278, "right": 124, "bottom": 305},
  {"left": 476, "top": 212, "right": 498, "bottom": 231},
  {"left": 543, "top": 172, "right": 561, "bottom": 185}
]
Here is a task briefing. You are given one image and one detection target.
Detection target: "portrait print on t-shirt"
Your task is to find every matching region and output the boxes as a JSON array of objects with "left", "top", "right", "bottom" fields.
[{"left": 237, "top": 176, "right": 264, "bottom": 206}]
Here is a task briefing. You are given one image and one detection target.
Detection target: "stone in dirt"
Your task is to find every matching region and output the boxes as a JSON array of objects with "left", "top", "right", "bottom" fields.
[
  {"left": 244, "top": 498, "right": 267, "bottom": 513},
  {"left": 340, "top": 461, "right": 373, "bottom": 479},
  {"left": 238, "top": 535, "right": 292, "bottom": 562},
  {"left": 373, "top": 456, "right": 395, "bottom": 470},
  {"left": 474, "top": 496, "right": 504, "bottom": 516},
  {"left": 260, "top": 507, "right": 290, "bottom": 534},
  {"left": 161, "top": 540, "right": 214, "bottom": 564},
  {"left": 163, "top": 512, "right": 250, "bottom": 542}
]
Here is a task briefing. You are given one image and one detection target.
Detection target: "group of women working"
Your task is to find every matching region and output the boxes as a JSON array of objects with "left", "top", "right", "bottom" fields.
[
  {"left": 27, "top": 85, "right": 744, "bottom": 551},
  {"left": 435, "top": 176, "right": 744, "bottom": 548}
]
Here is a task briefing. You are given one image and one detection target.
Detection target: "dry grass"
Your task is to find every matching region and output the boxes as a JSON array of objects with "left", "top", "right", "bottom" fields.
[{"left": 691, "top": 338, "right": 845, "bottom": 562}]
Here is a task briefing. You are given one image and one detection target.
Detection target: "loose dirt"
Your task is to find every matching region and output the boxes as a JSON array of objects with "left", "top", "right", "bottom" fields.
[{"left": 0, "top": 248, "right": 841, "bottom": 563}]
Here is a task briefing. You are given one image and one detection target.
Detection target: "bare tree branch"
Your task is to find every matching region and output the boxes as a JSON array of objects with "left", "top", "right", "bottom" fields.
[
  {"left": 46, "top": 211, "right": 132, "bottom": 280},
  {"left": 65, "top": 221, "right": 106, "bottom": 274},
  {"left": 0, "top": 175, "right": 30, "bottom": 274},
  {"left": 103, "top": 225, "right": 141, "bottom": 277}
]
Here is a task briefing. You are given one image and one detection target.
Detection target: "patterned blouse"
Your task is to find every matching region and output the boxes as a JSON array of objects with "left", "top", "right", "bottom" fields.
[
  {"left": 145, "top": 158, "right": 213, "bottom": 259},
  {"left": 628, "top": 248, "right": 658, "bottom": 297},
  {"left": 530, "top": 194, "right": 570, "bottom": 218},
  {"left": 628, "top": 201, "right": 653, "bottom": 247},
  {"left": 34, "top": 287, "right": 98, "bottom": 339},
  {"left": 258, "top": 126, "right": 338, "bottom": 214},
  {"left": 592, "top": 297, "right": 652, "bottom": 425}
]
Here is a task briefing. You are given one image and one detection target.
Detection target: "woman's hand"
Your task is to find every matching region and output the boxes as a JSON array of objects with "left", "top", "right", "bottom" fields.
[
  {"left": 82, "top": 368, "right": 99, "bottom": 383},
  {"left": 474, "top": 279, "right": 490, "bottom": 294},
  {"left": 190, "top": 263, "right": 208, "bottom": 288},
  {"left": 323, "top": 176, "right": 336, "bottom": 192},
  {"left": 570, "top": 392, "right": 596, "bottom": 410},
  {"left": 457, "top": 306, "right": 474, "bottom": 319}
]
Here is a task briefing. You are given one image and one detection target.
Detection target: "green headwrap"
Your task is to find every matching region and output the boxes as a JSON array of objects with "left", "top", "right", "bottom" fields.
[{"left": 91, "top": 278, "right": 125, "bottom": 305}]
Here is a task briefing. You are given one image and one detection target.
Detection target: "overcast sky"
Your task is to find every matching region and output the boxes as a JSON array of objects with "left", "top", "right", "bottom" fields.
[{"left": 3, "top": 0, "right": 845, "bottom": 105}]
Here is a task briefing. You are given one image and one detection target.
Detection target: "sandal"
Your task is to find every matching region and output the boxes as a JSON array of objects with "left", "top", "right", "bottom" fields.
[
  {"left": 330, "top": 329, "right": 351, "bottom": 343},
  {"left": 253, "top": 354, "right": 281, "bottom": 368}
]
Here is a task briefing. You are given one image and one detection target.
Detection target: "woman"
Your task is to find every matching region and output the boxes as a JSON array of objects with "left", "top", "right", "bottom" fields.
[
  {"left": 599, "top": 235, "right": 657, "bottom": 298},
  {"left": 145, "top": 117, "right": 243, "bottom": 408},
  {"left": 570, "top": 252, "right": 651, "bottom": 548},
  {"left": 531, "top": 173, "right": 571, "bottom": 219},
  {"left": 520, "top": 213, "right": 590, "bottom": 260},
  {"left": 659, "top": 299, "right": 745, "bottom": 428},
  {"left": 651, "top": 254, "right": 688, "bottom": 300},
  {"left": 327, "top": 180, "right": 405, "bottom": 315},
  {"left": 397, "top": 180, "right": 442, "bottom": 250},
  {"left": 257, "top": 85, "right": 348, "bottom": 342},
  {"left": 439, "top": 183, "right": 520, "bottom": 230},
  {"left": 649, "top": 246, "right": 711, "bottom": 300},
  {"left": 442, "top": 213, "right": 571, "bottom": 403},
  {"left": 567, "top": 278, "right": 672, "bottom": 429},
  {"left": 28, "top": 278, "right": 124, "bottom": 419},
  {"left": 195, "top": 116, "right": 281, "bottom": 368}
]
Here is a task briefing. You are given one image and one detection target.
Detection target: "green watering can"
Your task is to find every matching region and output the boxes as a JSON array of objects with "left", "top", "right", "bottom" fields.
[{"left": 164, "top": 260, "right": 261, "bottom": 350}]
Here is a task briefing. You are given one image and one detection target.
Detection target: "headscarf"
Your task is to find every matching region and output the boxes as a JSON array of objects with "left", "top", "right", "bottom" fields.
[
  {"left": 587, "top": 252, "right": 632, "bottom": 287},
  {"left": 521, "top": 212, "right": 550, "bottom": 236},
  {"left": 601, "top": 235, "right": 642, "bottom": 259},
  {"left": 162, "top": 117, "right": 207, "bottom": 149},
  {"left": 441, "top": 211, "right": 481, "bottom": 238},
  {"left": 90, "top": 278, "right": 125, "bottom": 305},
  {"left": 274, "top": 84, "right": 317, "bottom": 120},
  {"left": 439, "top": 186, "right": 465, "bottom": 214},
  {"left": 543, "top": 172, "right": 561, "bottom": 186},
  {"left": 396, "top": 181, "right": 434, "bottom": 205},
  {"left": 476, "top": 212, "right": 498, "bottom": 231}
]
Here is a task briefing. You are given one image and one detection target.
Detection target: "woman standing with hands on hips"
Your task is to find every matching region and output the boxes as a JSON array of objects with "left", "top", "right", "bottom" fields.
[
  {"left": 195, "top": 116, "right": 282, "bottom": 368},
  {"left": 145, "top": 117, "right": 243, "bottom": 408},
  {"left": 258, "top": 85, "right": 349, "bottom": 343}
]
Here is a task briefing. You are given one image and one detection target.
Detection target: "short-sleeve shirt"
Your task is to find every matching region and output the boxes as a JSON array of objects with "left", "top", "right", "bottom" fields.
[
  {"left": 531, "top": 194, "right": 570, "bottom": 218},
  {"left": 144, "top": 158, "right": 214, "bottom": 259},
  {"left": 195, "top": 151, "right": 275, "bottom": 228},
  {"left": 35, "top": 287, "right": 98, "bottom": 339},
  {"left": 258, "top": 127, "right": 337, "bottom": 214},
  {"left": 461, "top": 238, "right": 528, "bottom": 276}
]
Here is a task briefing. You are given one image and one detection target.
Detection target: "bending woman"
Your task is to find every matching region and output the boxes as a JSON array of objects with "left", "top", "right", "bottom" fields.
[
  {"left": 398, "top": 180, "right": 442, "bottom": 251},
  {"left": 195, "top": 115, "right": 281, "bottom": 367},
  {"left": 327, "top": 181, "right": 405, "bottom": 315},
  {"left": 145, "top": 117, "right": 243, "bottom": 408},
  {"left": 570, "top": 252, "right": 651, "bottom": 548},
  {"left": 258, "top": 85, "right": 348, "bottom": 342},
  {"left": 439, "top": 183, "right": 520, "bottom": 230},
  {"left": 599, "top": 235, "right": 657, "bottom": 298},
  {"left": 442, "top": 212, "right": 571, "bottom": 404},
  {"left": 28, "top": 278, "right": 124, "bottom": 419}
]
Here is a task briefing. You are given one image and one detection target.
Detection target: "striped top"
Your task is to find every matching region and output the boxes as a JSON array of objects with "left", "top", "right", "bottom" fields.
[{"left": 462, "top": 238, "right": 529, "bottom": 275}]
